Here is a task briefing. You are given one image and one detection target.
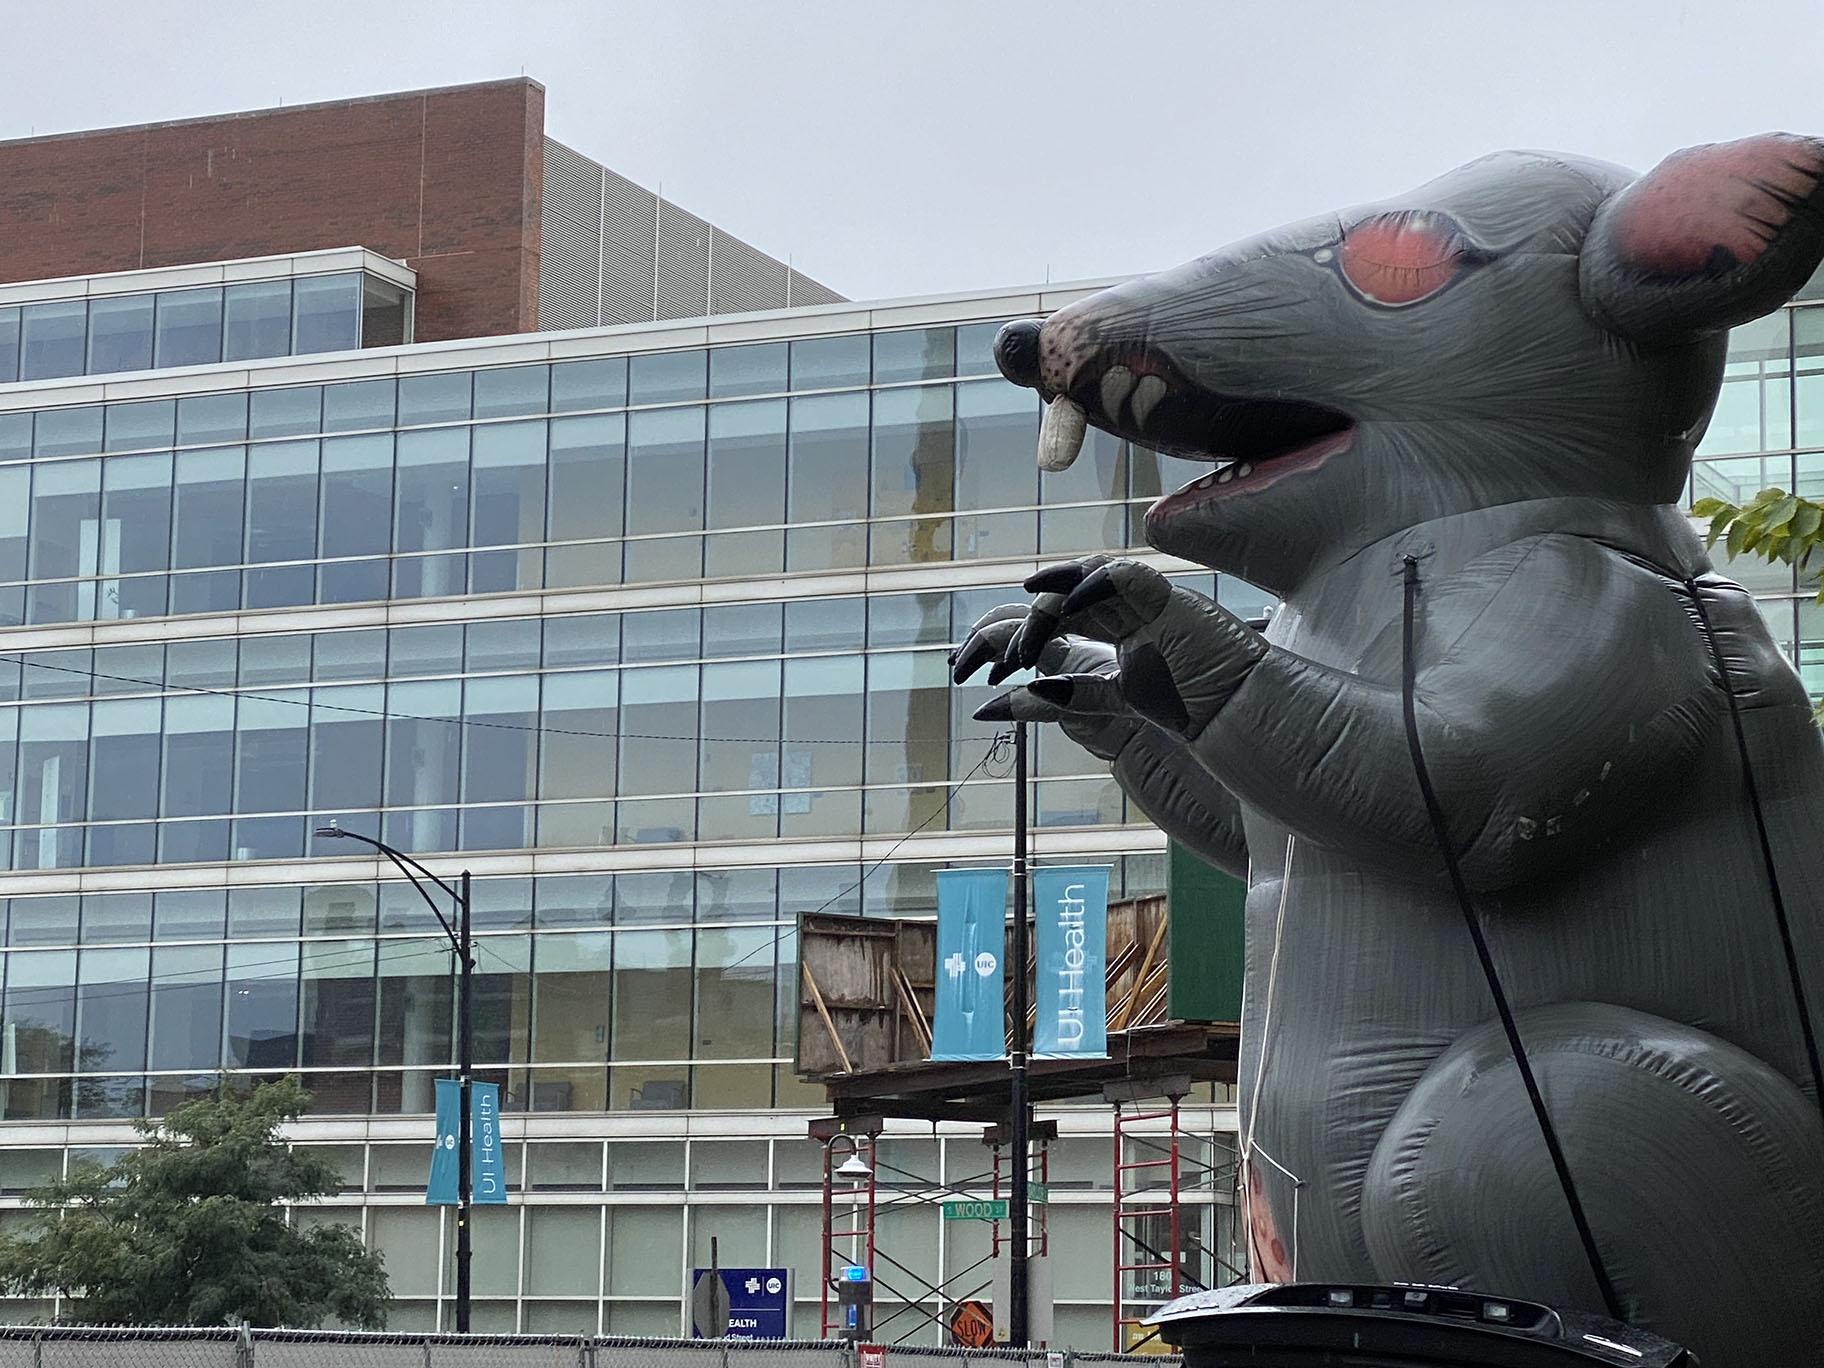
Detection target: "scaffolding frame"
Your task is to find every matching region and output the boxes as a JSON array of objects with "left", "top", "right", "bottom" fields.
[
  {"left": 1109, "top": 1086, "right": 1249, "bottom": 1351},
  {"left": 813, "top": 1116, "right": 1061, "bottom": 1347}
]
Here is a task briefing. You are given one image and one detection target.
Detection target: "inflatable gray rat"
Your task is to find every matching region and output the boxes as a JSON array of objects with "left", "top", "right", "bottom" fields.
[{"left": 954, "top": 135, "right": 1824, "bottom": 1363}]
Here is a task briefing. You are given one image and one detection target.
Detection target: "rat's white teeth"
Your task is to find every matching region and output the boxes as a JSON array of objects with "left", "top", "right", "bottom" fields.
[
  {"left": 1037, "top": 396, "right": 1088, "bottom": 472},
  {"left": 1131, "top": 374, "right": 1167, "bottom": 430},
  {"left": 1099, "top": 366, "right": 1135, "bottom": 422}
]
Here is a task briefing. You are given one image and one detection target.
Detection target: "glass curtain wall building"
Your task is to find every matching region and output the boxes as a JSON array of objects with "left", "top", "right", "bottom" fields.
[
  {"left": 0, "top": 263, "right": 1813, "bottom": 1338},
  {"left": 0, "top": 276, "right": 1250, "bottom": 1340}
]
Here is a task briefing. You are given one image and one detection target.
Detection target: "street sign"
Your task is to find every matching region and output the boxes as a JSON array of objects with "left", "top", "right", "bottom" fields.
[
  {"left": 1030, "top": 1183, "right": 1049, "bottom": 1205},
  {"left": 691, "top": 1267, "right": 789, "bottom": 1339},
  {"left": 942, "top": 1199, "right": 1009, "bottom": 1221},
  {"left": 950, "top": 1300, "right": 994, "bottom": 1348}
]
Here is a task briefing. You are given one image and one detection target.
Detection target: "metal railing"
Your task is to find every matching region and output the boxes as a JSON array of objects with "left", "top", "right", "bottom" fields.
[{"left": 0, "top": 1326, "right": 1179, "bottom": 1368}]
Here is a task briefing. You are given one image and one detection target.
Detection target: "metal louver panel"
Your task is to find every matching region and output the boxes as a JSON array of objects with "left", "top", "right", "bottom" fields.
[
  {"left": 709, "top": 228, "right": 790, "bottom": 314},
  {"left": 538, "top": 140, "right": 844, "bottom": 328},
  {"left": 788, "top": 270, "right": 845, "bottom": 307},
  {"left": 540, "top": 139, "right": 605, "bottom": 330},
  {"left": 656, "top": 200, "right": 711, "bottom": 320},
  {"left": 600, "top": 168, "right": 659, "bottom": 325}
]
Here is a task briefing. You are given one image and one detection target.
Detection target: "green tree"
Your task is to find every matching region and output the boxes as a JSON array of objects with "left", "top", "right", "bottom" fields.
[
  {"left": 1693, "top": 488, "right": 1824, "bottom": 722},
  {"left": 0, "top": 1076, "right": 389, "bottom": 1328}
]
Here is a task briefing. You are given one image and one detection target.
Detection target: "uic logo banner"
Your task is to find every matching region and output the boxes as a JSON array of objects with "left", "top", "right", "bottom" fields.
[
  {"left": 426, "top": 1078, "right": 510, "bottom": 1205},
  {"left": 931, "top": 868, "right": 1010, "bottom": 1061},
  {"left": 1033, "top": 865, "right": 1111, "bottom": 1058}
]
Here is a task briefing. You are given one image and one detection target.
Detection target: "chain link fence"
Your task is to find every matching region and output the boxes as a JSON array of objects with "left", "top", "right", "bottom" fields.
[{"left": 0, "top": 1328, "right": 1179, "bottom": 1368}]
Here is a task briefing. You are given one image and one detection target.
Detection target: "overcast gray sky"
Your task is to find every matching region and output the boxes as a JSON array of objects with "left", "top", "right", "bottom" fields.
[{"left": 4, "top": 2, "right": 1821, "bottom": 300}]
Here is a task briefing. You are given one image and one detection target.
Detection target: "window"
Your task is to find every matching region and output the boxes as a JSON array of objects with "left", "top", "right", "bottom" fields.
[
  {"left": 154, "top": 288, "right": 224, "bottom": 369},
  {"left": 473, "top": 365, "right": 549, "bottom": 419},
  {"left": 396, "top": 428, "right": 470, "bottom": 553},
  {"left": 320, "top": 434, "right": 394, "bottom": 561},
  {"left": 552, "top": 357, "right": 626, "bottom": 413},
  {"left": 0, "top": 306, "right": 18, "bottom": 383},
  {"left": 149, "top": 943, "right": 224, "bottom": 1074},
  {"left": 171, "top": 447, "right": 246, "bottom": 570},
  {"left": 224, "top": 941, "right": 298, "bottom": 1070},
  {"left": 530, "top": 932, "right": 612, "bottom": 1111},
  {"left": 873, "top": 327, "right": 955, "bottom": 384},
  {"left": 86, "top": 294, "right": 154, "bottom": 375},
  {"left": 398, "top": 372, "right": 472, "bottom": 425},
  {"left": 611, "top": 929, "right": 691, "bottom": 1108},
  {"left": 790, "top": 334, "right": 869, "bottom": 390},
  {"left": 871, "top": 385, "right": 955, "bottom": 564},
  {"left": 539, "top": 670, "right": 617, "bottom": 802},
  {"left": 223, "top": 281, "right": 293, "bottom": 362},
  {"left": 709, "top": 343, "right": 788, "bottom": 398},
  {"left": 618, "top": 665, "right": 697, "bottom": 797},
  {"left": 88, "top": 698, "right": 161, "bottom": 823},
  {"left": 785, "top": 392, "right": 869, "bottom": 570},
  {"left": 291, "top": 274, "right": 360, "bottom": 355},
  {"left": 300, "top": 939, "right": 376, "bottom": 1067},
  {"left": 309, "top": 684, "right": 384, "bottom": 813},
  {"left": 625, "top": 408, "right": 704, "bottom": 535},
  {"left": 27, "top": 460, "right": 100, "bottom": 623},
  {"left": 19, "top": 300, "right": 87, "bottom": 381},
  {"left": 628, "top": 350, "right": 706, "bottom": 405}
]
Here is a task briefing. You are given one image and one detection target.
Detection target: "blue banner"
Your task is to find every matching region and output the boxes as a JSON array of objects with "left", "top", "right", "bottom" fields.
[
  {"left": 471, "top": 1081, "right": 507, "bottom": 1204},
  {"left": 932, "top": 868, "right": 1008, "bottom": 1061},
  {"left": 1033, "top": 866, "right": 1111, "bottom": 1058},
  {"left": 426, "top": 1079, "right": 510, "bottom": 1205},
  {"left": 428, "top": 1078, "right": 460, "bottom": 1204}
]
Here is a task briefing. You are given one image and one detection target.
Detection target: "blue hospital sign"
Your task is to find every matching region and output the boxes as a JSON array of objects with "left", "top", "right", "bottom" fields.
[{"left": 692, "top": 1267, "right": 790, "bottom": 1339}]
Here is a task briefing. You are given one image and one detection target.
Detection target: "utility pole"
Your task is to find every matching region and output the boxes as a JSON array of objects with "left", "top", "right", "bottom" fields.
[
  {"left": 315, "top": 824, "right": 474, "bottom": 1332},
  {"left": 1009, "top": 722, "right": 1031, "bottom": 1347}
]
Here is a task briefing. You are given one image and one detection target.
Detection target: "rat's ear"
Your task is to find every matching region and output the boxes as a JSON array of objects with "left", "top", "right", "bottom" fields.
[{"left": 1580, "top": 133, "right": 1824, "bottom": 344}]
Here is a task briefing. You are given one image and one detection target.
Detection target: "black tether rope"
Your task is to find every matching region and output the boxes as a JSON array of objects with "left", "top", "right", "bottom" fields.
[
  {"left": 1399, "top": 554, "right": 1625, "bottom": 1322},
  {"left": 1682, "top": 575, "right": 1824, "bottom": 1133}
]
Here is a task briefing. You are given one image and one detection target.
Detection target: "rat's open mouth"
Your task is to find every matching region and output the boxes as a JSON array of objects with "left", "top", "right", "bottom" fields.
[{"left": 1036, "top": 350, "right": 1356, "bottom": 514}]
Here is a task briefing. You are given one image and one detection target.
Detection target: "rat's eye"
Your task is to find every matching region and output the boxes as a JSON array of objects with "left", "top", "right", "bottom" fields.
[{"left": 1335, "top": 212, "right": 1480, "bottom": 306}]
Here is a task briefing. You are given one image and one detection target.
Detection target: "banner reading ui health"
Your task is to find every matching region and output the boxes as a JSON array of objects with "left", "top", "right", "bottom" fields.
[
  {"left": 426, "top": 1079, "right": 510, "bottom": 1205},
  {"left": 1033, "top": 866, "right": 1110, "bottom": 1058},
  {"left": 931, "top": 868, "right": 1009, "bottom": 1061}
]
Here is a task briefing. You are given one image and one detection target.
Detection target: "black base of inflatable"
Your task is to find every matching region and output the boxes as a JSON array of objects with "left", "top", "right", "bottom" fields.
[{"left": 1148, "top": 1283, "right": 1691, "bottom": 1366}]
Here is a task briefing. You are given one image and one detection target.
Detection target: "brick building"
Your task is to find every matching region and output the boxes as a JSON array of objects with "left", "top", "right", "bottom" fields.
[{"left": 0, "top": 78, "right": 839, "bottom": 347}]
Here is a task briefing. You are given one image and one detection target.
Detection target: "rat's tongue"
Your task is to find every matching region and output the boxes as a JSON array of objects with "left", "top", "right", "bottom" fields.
[{"left": 1037, "top": 396, "right": 1087, "bottom": 471}]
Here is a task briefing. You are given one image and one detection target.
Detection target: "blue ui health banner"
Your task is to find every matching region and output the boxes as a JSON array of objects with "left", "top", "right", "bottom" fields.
[
  {"left": 426, "top": 1079, "right": 510, "bottom": 1205},
  {"left": 1033, "top": 865, "right": 1111, "bottom": 1058},
  {"left": 931, "top": 868, "right": 1009, "bottom": 1061}
]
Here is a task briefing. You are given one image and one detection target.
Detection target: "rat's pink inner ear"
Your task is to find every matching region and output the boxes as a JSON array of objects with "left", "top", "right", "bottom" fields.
[
  {"left": 1580, "top": 133, "right": 1824, "bottom": 344},
  {"left": 1609, "top": 135, "right": 1824, "bottom": 276}
]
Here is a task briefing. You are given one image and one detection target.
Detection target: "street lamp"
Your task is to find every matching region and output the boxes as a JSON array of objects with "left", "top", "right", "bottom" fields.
[{"left": 315, "top": 821, "right": 474, "bottom": 1333}]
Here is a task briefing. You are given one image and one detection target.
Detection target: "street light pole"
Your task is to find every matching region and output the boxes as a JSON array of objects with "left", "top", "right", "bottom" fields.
[
  {"left": 456, "top": 868, "right": 472, "bottom": 1333},
  {"left": 315, "top": 823, "right": 474, "bottom": 1333},
  {"left": 1008, "top": 722, "right": 1031, "bottom": 1347}
]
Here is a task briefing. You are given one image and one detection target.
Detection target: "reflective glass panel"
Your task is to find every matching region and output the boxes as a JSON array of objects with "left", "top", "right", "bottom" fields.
[
  {"left": 628, "top": 350, "right": 706, "bottom": 405},
  {"left": 223, "top": 281, "right": 293, "bottom": 361},
  {"left": 154, "top": 287, "right": 224, "bottom": 369},
  {"left": 86, "top": 294, "right": 155, "bottom": 375},
  {"left": 19, "top": 300, "right": 87, "bottom": 381},
  {"left": 291, "top": 274, "right": 361, "bottom": 355},
  {"left": 709, "top": 343, "right": 788, "bottom": 398}
]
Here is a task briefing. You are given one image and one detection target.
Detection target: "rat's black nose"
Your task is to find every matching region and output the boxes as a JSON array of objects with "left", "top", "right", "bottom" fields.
[{"left": 994, "top": 319, "right": 1044, "bottom": 390}]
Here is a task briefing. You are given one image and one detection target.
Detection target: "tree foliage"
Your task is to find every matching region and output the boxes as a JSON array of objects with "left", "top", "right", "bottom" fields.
[
  {"left": 1694, "top": 487, "right": 1824, "bottom": 723},
  {"left": 0, "top": 1076, "right": 389, "bottom": 1328},
  {"left": 1694, "top": 488, "right": 1824, "bottom": 583}
]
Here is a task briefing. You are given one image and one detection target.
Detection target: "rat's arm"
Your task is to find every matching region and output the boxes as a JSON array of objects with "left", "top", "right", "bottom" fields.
[
  {"left": 953, "top": 608, "right": 1249, "bottom": 878},
  {"left": 967, "top": 543, "right": 1723, "bottom": 892}
]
